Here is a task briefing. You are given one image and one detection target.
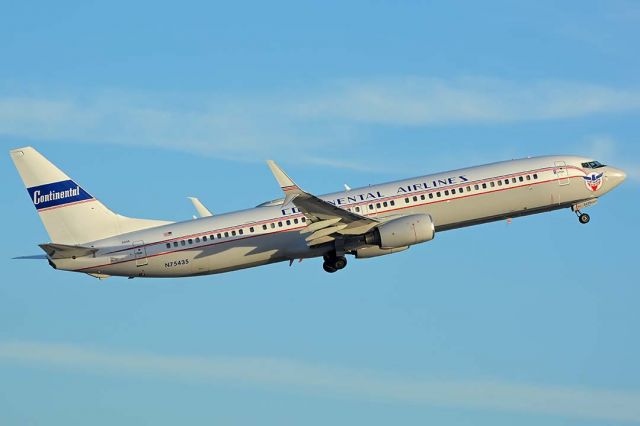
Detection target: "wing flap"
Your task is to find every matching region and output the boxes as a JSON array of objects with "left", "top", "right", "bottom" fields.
[
  {"left": 300, "top": 217, "right": 342, "bottom": 234},
  {"left": 307, "top": 236, "right": 336, "bottom": 246},
  {"left": 305, "top": 224, "right": 348, "bottom": 242},
  {"left": 266, "top": 160, "right": 379, "bottom": 243}
]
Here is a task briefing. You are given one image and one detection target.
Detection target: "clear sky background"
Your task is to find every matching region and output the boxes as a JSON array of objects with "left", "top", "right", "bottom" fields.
[{"left": 1, "top": 1, "right": 639, "bottom": 425}]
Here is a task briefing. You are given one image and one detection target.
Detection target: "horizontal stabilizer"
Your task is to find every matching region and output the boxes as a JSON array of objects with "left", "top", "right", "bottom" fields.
[
  {"left": 39, "top": 243, "right": 98, "bottom": 259},
  {"left": 13, "top": 254, "right": 48, "bottom": 260}
]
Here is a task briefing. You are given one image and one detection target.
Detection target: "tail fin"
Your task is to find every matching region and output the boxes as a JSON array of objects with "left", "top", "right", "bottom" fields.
[{"left": 10, "top": 146, "right": 171, "bottom": 244}]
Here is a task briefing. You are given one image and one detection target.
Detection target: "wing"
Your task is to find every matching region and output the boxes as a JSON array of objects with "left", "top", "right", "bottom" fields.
[{"left": 266, "top": 160, "right": 378, "bottom": 246}]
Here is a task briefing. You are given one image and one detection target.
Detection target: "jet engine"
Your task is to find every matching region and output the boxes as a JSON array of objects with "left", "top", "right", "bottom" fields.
[
  {"left": 355, "top": 246, "right": 409, "bottom": 259},
  {"left": 365, "top": 214, "right": 435, "bottom": 249}
]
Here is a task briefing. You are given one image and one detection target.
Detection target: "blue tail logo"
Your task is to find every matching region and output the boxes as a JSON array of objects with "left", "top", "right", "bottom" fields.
[{"left": 27, "top": 180, "right": 94, "bottom": 211}]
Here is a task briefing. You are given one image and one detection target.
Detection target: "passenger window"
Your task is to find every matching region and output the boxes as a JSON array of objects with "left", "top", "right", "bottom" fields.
[
  {"left": 390, "top": 200, "right": 395, "bottom": 206},
  {"left": 452, "top": 188, "right": 457, "bottom": 194},
  {"left": 474, "top": 184, "right": 479, "bottom": 190},
  {"left": 231, "top": 230, "right": 236, "bottom": 236},
  {"left": 301, "top": 217, "right": 306, "bottom": 222},
  {"left": 270, "top": 223, "right": 275, "bottom": 229},
  {"left": 217, "top": 233, "right": 222, "bottom": 239},
  {"left": 224, "top": 232, "right": 229, "bottom": 237},
  {"left": 166, "top": 243, "right": 171, "bottom": 248},
  {"left": 369, "top": 204, "right": 374, "bottom": 210},
  {"left": 466, "top": 186, "right": 471, "bottom": 192},
  {"left": 355, "top": 206, "right": 361, "bottom": 212},
  {"left": 412, "top": 196, "right": 418, "bottom": 202},
  {"left": 504, "top": 179, "right": 509, "bottom": 185},
  {"left": 188, "top": 239, "right": 193, "bottom": 244},
  {"left": 490, "top": 182, "right": 495, "bottom": 188},
  {"left": 195, "top": 237, "right": 200, "bottom": 243},
  {"left": 405, "top": 198, "right": 409, "bottom": 204},
  {"left": 376, "top": 203, "right": 381, "bottom": 208},
  {"left": 482, "top": 183, "right": 487, "bottom": 189},
  {"left": 262, "top": 224, "right": 267, "bottom": 230},
  {"left": 294, "top": 218, "right": 299, "bottom": 224},
  {"left": 497, "top": 181, "right": 502, "bottom": 186},
  {"left": 203, "top": 236, "right": 207, "bottom": 241},
  {"left": 181, "top": 240, "right": 186, "bottom": 246},
  {"left": 420, "top": 195, "right": 425, "bottom": 200},
  {"left": 429, "top": 193, "right": 433, "bottom": 199},
  {"left": 278, "top": 221, "right": 283, "bottom": 227},
  {"left": 173, "top": 242, "right": 178, "bottom": 247},
  {"left": 250, "top": 227, "right": 254, "bottom": 232},
  {"left": 526, "top": 175, "right": 531, "bottom": 181},
  {"left": 286, "top": 220, "right": 291, "bottom": 225},
  {"left": 519, "top": 176, "right": 524, "bottom": 182},
  {"left": 444, "top": 190, "right": 450, "bottom": 196},
  {"left": 437, "top": 192, "right": 442, "bottom": 197},
  {"left": 512, "top": 178, "right": 517, "bottom": 183},
  {"left": 383, "top": 201, "right": 388, "bottom": 207},
  {"left": 533, "top": 173, "right": 538, "bottom": 179},
  {"left": 239, "top": 229, "right": 243, "bottom": 235}
]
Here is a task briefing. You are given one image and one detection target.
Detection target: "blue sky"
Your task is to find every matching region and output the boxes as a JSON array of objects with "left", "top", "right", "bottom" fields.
[{"left": 1, "top": 1, "right": 639, "bottom": 424}]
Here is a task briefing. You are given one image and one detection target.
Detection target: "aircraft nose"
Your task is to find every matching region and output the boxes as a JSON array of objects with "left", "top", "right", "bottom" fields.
[{"left": 608, "top": 167, "right": 627, "bottom": 186}]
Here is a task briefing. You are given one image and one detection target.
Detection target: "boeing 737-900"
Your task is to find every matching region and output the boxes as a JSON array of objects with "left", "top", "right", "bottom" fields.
[{"left": 10, "top": 147, "right": 626, "bottom": 278}]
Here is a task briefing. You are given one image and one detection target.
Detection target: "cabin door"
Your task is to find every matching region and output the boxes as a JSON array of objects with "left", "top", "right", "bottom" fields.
[
  {"left": 133, "top": 240, "right": 148, "bottom": 267},
  {"left": 554, "top": 161, "right": 570, "bottom": 186}
]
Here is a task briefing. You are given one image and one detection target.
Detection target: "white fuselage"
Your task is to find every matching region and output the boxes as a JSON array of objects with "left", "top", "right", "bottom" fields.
[{"left": 51, "top": 155, "right": 625, "bottom": 278}]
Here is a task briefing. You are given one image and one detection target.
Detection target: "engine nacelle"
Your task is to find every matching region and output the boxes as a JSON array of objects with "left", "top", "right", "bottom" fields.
[
  {"left": 365, "top": 214, "right": 435, "bottom": 249},
  {"left": 355, "top": 246, "right": 409, "bottom": 259}
]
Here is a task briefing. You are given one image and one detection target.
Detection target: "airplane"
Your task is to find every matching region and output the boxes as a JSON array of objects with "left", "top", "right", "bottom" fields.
[{"left": 10, "top": 146, "right": 626, "bottom": 278}]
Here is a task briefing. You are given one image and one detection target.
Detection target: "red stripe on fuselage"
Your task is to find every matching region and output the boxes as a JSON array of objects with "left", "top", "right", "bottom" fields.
[{"left": 77, "top": 169, "right": 587, "bottom": 273}]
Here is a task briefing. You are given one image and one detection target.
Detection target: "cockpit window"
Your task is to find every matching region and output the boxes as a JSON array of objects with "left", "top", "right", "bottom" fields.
[{"left": 581, "top": 161, "right": 606, "bottom": 169}]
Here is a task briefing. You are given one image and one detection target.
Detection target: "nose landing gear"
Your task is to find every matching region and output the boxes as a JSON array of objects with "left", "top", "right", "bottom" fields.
[
  {"left": 572, "top": 199, "right": 597, "bottom": 225},
  {"left": 322, "top": 254, "right": 347, "bottom": 273},
  {"left": 575, "top": 210, "right": 590, "bottom": 224},
  {"left": 578, "top": 212, "right": 590, "bottom": 224}
]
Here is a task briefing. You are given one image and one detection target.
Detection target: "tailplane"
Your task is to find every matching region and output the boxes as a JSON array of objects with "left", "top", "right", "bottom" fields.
[{"left": 10, "top": 146, "right": 171, "bottom": 244}]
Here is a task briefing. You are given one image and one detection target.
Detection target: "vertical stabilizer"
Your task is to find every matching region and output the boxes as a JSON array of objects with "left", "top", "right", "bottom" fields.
[{"left": 10, "top": 147, "right": 171, "bottom": 244}]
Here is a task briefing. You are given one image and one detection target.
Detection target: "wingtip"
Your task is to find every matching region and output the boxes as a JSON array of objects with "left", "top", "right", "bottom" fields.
[{"left": 266, "top": 159, "right": 301, "bottom": 192}]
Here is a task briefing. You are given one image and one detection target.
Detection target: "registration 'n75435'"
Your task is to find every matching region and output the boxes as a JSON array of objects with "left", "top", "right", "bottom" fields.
[{"left": 165, "top": 259, "right": 189, "bottom": 268}]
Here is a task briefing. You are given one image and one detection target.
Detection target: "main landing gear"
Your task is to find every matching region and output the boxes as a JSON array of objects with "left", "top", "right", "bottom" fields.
[
  {"left": 323, "top": 253, "right": 347, "bottom": 273},
  {"left": 575, "top": 210, "right": 590, "bottom": 224}
]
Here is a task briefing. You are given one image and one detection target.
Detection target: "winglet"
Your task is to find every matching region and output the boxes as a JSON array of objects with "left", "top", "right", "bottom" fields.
[
  {"left": 267, "top": 160, "right": 304, "bottom": 194},
  {"left": 187, "top": 197, "right": 213, "bottom": 218}
]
